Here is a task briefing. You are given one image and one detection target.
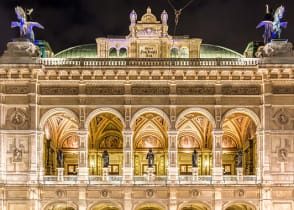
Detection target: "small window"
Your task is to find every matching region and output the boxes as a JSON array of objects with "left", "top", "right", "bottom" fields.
[
  {"left": 170, "top": 47, "right": 179, "bottom": 58},
  {"left": 180, "top": 47, "right": 189, "bottom": 58},
  {"left": 109, "top": 47, "right": 117, "bottom": 57},
  {"left": 119, "top": 48, "right": 127, "bottom": 57}
]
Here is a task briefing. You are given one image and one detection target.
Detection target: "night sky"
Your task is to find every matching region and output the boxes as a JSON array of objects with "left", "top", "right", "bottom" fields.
[{"left": 0, "top": 0, "right": 293, "bottom": 55}]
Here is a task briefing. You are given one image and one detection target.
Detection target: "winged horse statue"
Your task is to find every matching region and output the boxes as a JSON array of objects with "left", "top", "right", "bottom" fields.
[
  {"left": 11, "top": 6, "right": 44, "bottom": 42},
  {"left": 256, "top": 5, "right": 287, "bottom": 44}
]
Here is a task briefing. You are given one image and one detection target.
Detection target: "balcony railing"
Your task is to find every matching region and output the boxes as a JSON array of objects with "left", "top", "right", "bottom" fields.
[
  {"left": 39, "top": 58, "right": 260, "bottom": 67},
  {"left": 36, "top": 175, "right": 258, "bottom": 185}
]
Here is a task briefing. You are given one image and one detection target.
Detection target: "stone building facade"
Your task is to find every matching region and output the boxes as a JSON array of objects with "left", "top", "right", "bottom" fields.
[{"left": 0, "top": 7, "right": 294, "bottom": 210}]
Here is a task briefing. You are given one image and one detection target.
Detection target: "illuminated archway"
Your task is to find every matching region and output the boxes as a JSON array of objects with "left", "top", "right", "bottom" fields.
[
  {"left": 179, "top": 201, "right": 211, "bottom": 210},
  {"left": 224, "top": 201, "right": 256, "bottom": 210},
  {"left": 176, "top": 111, "right": 213, "bottom": 175},
  {"left": 88, "top": 112, "right": 123, "bottom": 175},
  {"left": 222, "top": 110, "right": 258, "bottom": 175},
  {"left": 43, "top": 202, "right": 77, "bottom": 210},
  {"left": 89, "top": 201, "right": 122, "bottom": 210},
  {"left": 132, "top": 111, "right": 169, "bottom": 176},
  {"left": 134, "top": 202, "right": 166, "bottom": 210},
  {"left": 42, "top": 110, "right": 79, "bottom": 175}
]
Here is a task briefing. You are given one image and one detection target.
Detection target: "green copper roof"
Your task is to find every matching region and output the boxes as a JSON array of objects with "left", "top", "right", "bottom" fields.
[
  {"left": 200, "top": 44, "right": 243, "bottom": 58},
  {"left": 54, "top": 43, "right": 243, "bottom": 58},
  {"left": 55, "top": 44, "right": 97, "bottom": 58}
]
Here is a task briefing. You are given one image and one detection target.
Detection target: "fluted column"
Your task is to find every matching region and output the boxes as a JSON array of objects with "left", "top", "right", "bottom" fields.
[
  {"left": 77, "top": 130, "right": 89, "bottom": 183},
  {"left": 167, "top": 130, "right": 178, "bottom": 183},
  {"left": 122, "top": 129, "right": 134, "bottom": 183},
  {"left": 212, "top": 129, "right": 224, "bottom": 183}
]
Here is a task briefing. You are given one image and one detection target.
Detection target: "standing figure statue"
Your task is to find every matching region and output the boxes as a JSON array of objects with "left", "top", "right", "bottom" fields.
[
  {"left": 256, "top": 5, "right": 287, "bottom": 44},
  {"left": 102, "top": 150, "right": 109, "bottom": 168},
  {"left": 146, "top": 148, "right": 154, "bottom": 168},
  {"left": 192, "top": 149, "right": 198, "bottom": 168},
  {"left": 11, "top": 6, "right": 44, "bottom": 42},
  {"left": 57, "top": 149, "right": 64, "bottom": 168},
  {"left": 236, "top": 150, "right": 243, "bottom": 168}
]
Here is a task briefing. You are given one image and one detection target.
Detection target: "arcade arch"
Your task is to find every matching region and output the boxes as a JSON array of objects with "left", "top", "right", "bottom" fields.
[
  {"left": 134, "top": 202, "right": 166, "bottom": 210},
  {"left": 87, "top": 112, "right": 124, "bottom": 175},
  {"left": 43, "top": 202, "right": 77, "bottom": 210},
  {"left": 176, "top": 111, "right": 213, "bottom": 175},
  {"left": 132, "top": 111, "right": 169, "bottom": 176},
  {"left": 221, "top": 110, "right": 258, "bottom": 175},
  {"left": 224, "top": 202, "right": 256, "bottom": 210},
  {"left": 179, "top": 201, "right": 211, "bottom": 210},
  {"left": 89, "top": 202, "right": 121, "bottom": 210},
  {"left": 42, "top": 110, "right": 79, "bottom": 175}
]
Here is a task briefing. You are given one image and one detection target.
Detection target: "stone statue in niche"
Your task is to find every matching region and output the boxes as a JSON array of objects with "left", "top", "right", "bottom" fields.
[
  {"left": 278, "top": 148, "right": 287, "bottom": 161},
  {"left": 13, "top": 145, "right": 23, "bottom": 162},
  {"left": 236, "top": 150, "right": 243, "bottom": 167},
  {"left": 146, "top": 148, "right": 154, "bottom": 168},
  {"left": 192, "top": 149, "right": 198, "bottom": 167},
  {"left": 56, "top": 149, "right": 64, "bottom": 168},
  {"left": 102, "top": 150, "right": 109, "bottom": 168}
]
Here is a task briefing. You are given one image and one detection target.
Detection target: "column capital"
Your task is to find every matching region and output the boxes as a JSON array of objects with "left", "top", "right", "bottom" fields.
[
  {"left": 212, "top": 129, "right": 224, "bottom": 135},
  {"left": 122, "top": 129, "right": 134, "bottom": 136},
  {"left": 77, "top": 130, "right": 89, "bottom": 136}
]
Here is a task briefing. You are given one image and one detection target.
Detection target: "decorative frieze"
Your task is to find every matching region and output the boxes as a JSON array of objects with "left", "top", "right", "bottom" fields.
[
  {"left": 222, "top": 86, "right": 260, "bottom": 95},
  {"left": 5, "top": 86, "right": 30, "bottom": 94},
  {"left": 176, "top": 86, "right": 215, "bottom": 95},
  {"left": 131, "top": 86, "right": 169, "bottom": 95},
  {"left": 40, "top": 86, "right": 79, "bottom": 95},
  {"left": 272, "top": 86, "right": 294, "bottom": 94},
  {"left": 85, "top": 86, "right": 124, "bottom": 95}
]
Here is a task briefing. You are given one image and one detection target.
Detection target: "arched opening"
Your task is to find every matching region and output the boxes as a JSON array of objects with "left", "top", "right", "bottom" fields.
[
  {"left": 170, "top": 47, "right": 179, "bottom": 58},
  {"left": 225, "top": 203, "right": 256, "bottom": 210},
  {"left": 179, "top": 202, "right": 210, "bottom": 210},
  {"left": 180, "top": 47, "right": 189, "bottom": 58},
  {"left": 44, "top": 203, "right": 76, "bottom": 210},
  {"left": 176, "top": 112, "right": 213, "bottom": 175},
  {"left": 109, "top": 47, "right": 117, "bottom": 57},
  {"left": 90, "top": 202, "right": 121, "bottom": 210},
  {"left": 222, "top": 113, "right": 257, "bottom": 175},
  {"left": 132, "top": 112, "right": 168, "bottom": 176},
  {"left": 119, "top": 47, "right": 127, "bottom": 57},
  {"left": 88, "top": 113, "right": 123, "bottom": 175},
  {"left": 135, "top": 202, "right": 165, "bottom": 210},
  {"left": 43, "top": 113, "right": 79, "bottom": 175}
]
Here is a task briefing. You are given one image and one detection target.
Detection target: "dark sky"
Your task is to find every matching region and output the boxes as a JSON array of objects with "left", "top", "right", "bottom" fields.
[{"left": 0, "top": 0, "right": 293, "bottom": 54}]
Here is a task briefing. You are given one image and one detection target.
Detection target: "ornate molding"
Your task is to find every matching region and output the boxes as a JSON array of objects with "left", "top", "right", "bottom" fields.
[
  {"left": 176, "top": 86, "right": 215, "bottom": 95},
  {"left": 272, "top": 86, "right": 294, "bottom": 94},
  {"left": 5, "top": 86, "right": 30, "bottom": 94},
  {"left": 40, "top": 86, "right": 79, "bottom": 95},
  {"left": 131, "top": 86, "right": 169, "bottom": 95},
  {"left": 222, "top": 86, "right": 260, "bottom": 95},
  {"left": 85, "top": 86, "right": 124, "bottom": 95}
]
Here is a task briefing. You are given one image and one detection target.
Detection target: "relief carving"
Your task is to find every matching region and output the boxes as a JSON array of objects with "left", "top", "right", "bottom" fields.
[
  {"left": 40, "top": 87, "right": 79, "bottom": 95},
  {"left": 101, "top": 189, "right": 109, "bottom": 198},
  {"left": 145, "top": 189, "right": 154, "bottom": 198},
  {"left": 272, "top": 86, "right": 294, "bottom": 94},
  {"left": 222, "top": 86, "right": 260, "bottom": 95},
  {"left": 6, "top": 108, "right": 29, "bottom": 129},
  {"left": 13, "top": 144, "right": 24, "bottom": 162},
  {"left": 191, "top": 189, "right": 200, "bottom": 197},
  {"left": 278, "top": 148, "right": 288, "bottom": 162},
  {"left": 176, "top": 86, "right": 215, "bottom": 95},
  {"left": 132, "top": 86, "right": 169, "bottom": 95},
  {"left": 86, "top": 86, "right": 124, "bottom": 95},
  {"left": 273, "top": 109, "right": 290, "bottom": 127},
  {"left": 6, "top": 86, "right": 30, "bottom": 94}
]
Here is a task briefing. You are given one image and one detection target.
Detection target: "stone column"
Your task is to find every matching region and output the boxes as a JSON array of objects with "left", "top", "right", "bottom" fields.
[
  {"left": 122, "top": 129, "right": 133, "bottom": 183},
  {"left": 214, "top": 188, "right": 222, "bottom": 210},
  {"left": 212, "top": 129, "right": 224, "bottom": 184},
  {"left": 167, "top": 130, "right": 178, "bottom": 184},
  {"left": 77, "top": 130, "right": 89, "bottom": 183},
  {"left": 256, "top": 130, "right": 271, "bottom": 183},
  {"left": 236, "top": 167, "right": 243, "bottom": 182},
  {"left": 192, "top": 167, "right": 198, "bottom": 182},
  {"left": 57, "top": 168, "right": 64, "bottom": 182},
  {"left": 0, "top": 131, "right": 5, "bottom": 183}
]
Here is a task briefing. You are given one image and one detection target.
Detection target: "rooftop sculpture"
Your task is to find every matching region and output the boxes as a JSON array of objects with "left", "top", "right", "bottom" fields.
[
  {"left": 256, "top": 5, "right": 287, "bottom": 44},
  {"left": 11, "top": 6, "right": 44, "bottom": 42}
]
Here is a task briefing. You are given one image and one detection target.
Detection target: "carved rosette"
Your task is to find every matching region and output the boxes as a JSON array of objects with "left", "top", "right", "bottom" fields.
[
  {"left": 145, "top": 189, "right": 155, "bottom": 198},
  {"left": 273, "top": 109, "right": 291, "bottom": 128}
]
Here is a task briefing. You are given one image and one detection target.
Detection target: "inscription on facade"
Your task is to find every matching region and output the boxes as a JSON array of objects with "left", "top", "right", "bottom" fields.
[
  {"left": 176, "top": 86, "right": 215, "bottom": 95},
  {"left": 6, "top": 86, "right": 30, "bottom": 94},
  {"left": 85, "top": 86, "right": 124, "bottom": 95},
  {"left": 272, "top": 86, "right": 294, "bottom": 94},
  {"left": 222, "top": 86, "right": 260, "bottom": 95},
  {"left": 139, "top": 45, "right": 158, "bottom": 58},
  {"left": 40, "top": 87, "right": 79, "bottom": 95},
  {"left": 132, "top": 86, "right": 169, "bottom": 95}
]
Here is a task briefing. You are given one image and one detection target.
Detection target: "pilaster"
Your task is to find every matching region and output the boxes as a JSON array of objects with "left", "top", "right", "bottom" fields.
[
  {"left": 167, "top": 130, "right": 178, "bottom": 183},
  {"left": 77, "top": 130, "right": 89, "bottom": 183},
  {"left": 122, "top": 129, "right": 134, "bottom": 183},
  {"left": 212, "top": 129, "right": 224, "bottom": 183}
]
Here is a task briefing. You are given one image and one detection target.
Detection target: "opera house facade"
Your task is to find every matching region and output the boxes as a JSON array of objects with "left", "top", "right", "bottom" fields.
[{"left": 0, "top": 7, "right": 294, "bottom": 210}]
